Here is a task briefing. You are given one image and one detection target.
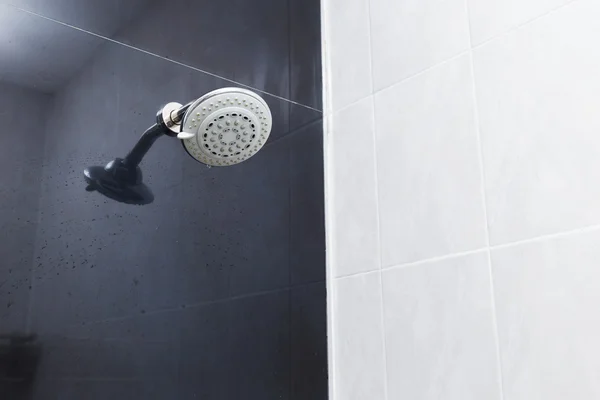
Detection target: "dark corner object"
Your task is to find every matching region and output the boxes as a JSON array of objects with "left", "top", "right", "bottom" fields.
[
  {"left": 0, "top": 334, "right": 41, "bottom": 384},
  {"left": 84, "top": 101, "right": 191, "bottom": 205},
  {"left": 83, "top": 88, "right": 273, "bottom": 206}
]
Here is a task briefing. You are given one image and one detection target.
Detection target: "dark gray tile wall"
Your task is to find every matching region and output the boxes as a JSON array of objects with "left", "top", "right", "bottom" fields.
[
  {"left": 290, "top": 0, "right": 324, "bottom": 110},
  {"left": 0, "top": 2, "right": 325, "bottom": 399},
  {"left": 0, "top": 82, "right": 50, "bottom": 334},
  {"left": 291, "top": 282, "right": 328, "bottom": 400},
  {"left": 290, "top": 121, "right": 326, "bottom": 285},
  {"left": 5, "top": 0, "right": 322, "bottom": 109},
  {"left": 5, "top": 0, "right": 153, "bottom": 39}
]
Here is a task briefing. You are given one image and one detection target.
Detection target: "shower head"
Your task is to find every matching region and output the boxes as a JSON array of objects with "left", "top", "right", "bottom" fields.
[
  {"left": 84, "top": 160, "right": 154, "bottom": 205},
  {"left": 83, "top": 87, "right": 273, "bottom": 205},
  {"left": 179, "top": 88, "right": 272, "bottom": 166}
]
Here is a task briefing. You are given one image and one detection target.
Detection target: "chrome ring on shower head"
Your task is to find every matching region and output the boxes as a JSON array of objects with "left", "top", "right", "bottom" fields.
[{"left": 161, "top": 102, "right": 184, "bottom": 135}]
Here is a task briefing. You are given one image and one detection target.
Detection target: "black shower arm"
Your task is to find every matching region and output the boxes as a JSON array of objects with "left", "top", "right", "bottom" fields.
[{"left": 122, "top": 101, "right": 194, "bottom": 168}]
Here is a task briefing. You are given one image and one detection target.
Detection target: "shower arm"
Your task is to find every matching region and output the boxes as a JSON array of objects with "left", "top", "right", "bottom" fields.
[
  {"left": 84, "top": 87, "right": 272, "bottom": 205},
  {"left": 122, "top": 101, "right": 194, "bottom": 168}
]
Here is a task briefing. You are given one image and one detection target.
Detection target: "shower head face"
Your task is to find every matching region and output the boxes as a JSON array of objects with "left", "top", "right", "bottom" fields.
[{"left": 181, "top": 88, "right": 272, "bottom": 166}]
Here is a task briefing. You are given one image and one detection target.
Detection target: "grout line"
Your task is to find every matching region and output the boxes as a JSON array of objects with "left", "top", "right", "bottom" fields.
[
  {"left": 286, "top": 91, "right": 293, "bottom": 400},
  {"left": 54, "top": 336, "right": 170, "bottom": 344},
  {"left": 377, "top": 269, "right": 389, "bottom": 400},
  {"left": 331, "top": 49, "right": 471, "bottom": 116},
  {"left": 465, "top": 0, "right": 475, "bottom": 48},
  {"left": 470, "top": 0, "right": 581, "bottom": 51},
  {"left": 370, "top": 96, "right": 389, "bottom": 399},
  {"left": 286, "top": 0, "right": 294, "bottom": 144},
  {"left": 287, "top": 132, "right": 293, "bottom": 288},
  {"left": 71, "top": 279, "right": 326, "bottom": 328},
  {"left": 373, "top": 48, "right": 469, "bottom": 96},
  {"left": 55, "top": 378, "right": 142, "bottom": 383},
  {"left": 382, "top": 247, "right": 488, "bottom": 273},
  {"left": 334, "top": 268, "right": 385, "bottom": 281},
  {"left": 287, "top": 288, "right": 293, "bottom": 400},
  {"left": 464, "top": 0, "right": 506, "bottom": 397},
  {"left": 485, "top": 247, "right": 505, "bottom": 400},
  {"left": 337, "top": 221, "right": 600, "bottom": 280},
  {"left": 5, "top": 4, "right": 321, "bottom": 113},
  {"left": 365, "top": 0, "right": 376, "bottom": 96},
  {"left": 467, "top": 47, "right": 491, "bottom": 249},
  {"left": 491, "top": 223, "right": 600, "bottom": 251}
]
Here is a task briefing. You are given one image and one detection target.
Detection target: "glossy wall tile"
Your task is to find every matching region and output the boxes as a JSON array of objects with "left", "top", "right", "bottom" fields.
[
  {"left": 382, "top": 253, "right": 500, "bottom": 400},
  {"left": 330, "top": 97, "right": 380, "bottom": 278},
  {"left": 369, "top": 0, "right": 470, "bottom": 91},
  {"left": 375, "top": 54, "right": 487, "bottom": 267},
  {"left": 467, "top": 0, "right": 571, "bottom": 45},
  {"left": 332, "top": 273, "right": 386, "bottom": 400},
  {"left": 473, "top": 0, "right": 600, "bottom": 245},
  {"left": 491, "top": 229, "right": 600, "bottom": 400},
  {"left": 0, "top": 2, "right": 325, "bottom": 399},
  {"left": 0, "top": 83, "right": 49, "bottom": 335},
  {"left": 323, "top": 0, "right": 372, "bottom": 113}
]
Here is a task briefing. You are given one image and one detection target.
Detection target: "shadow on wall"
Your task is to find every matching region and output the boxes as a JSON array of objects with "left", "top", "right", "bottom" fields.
[{"left": 0, "top": 334, "right": 41, "bottom": 399}]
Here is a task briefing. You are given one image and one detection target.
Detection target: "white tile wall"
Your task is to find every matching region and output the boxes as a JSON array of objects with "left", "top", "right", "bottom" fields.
[
  {"left": 333, "top": 272, "right": 387, "bottom": 400},
  {"left": 322, "top": 0, "right": 600, "bottom": 398},
  {"left": 323, "top": 0, "right": 372, "bottom": 112},
  {"left": 491, "top": 229, "right": 600, "bottom": 400},
  {"left": 467, "top": 0, "right": 572, "bottom": 45},
  {"left": 369, "top": 0, "right": 470, "bottom": 91},
  {"left": 330, "top": 98, "right": 380, "bottom": 277},
  {"left": 383, "top": 252, "right": 500, "bottom": 400},
  {"left": 474, "top": 0, "right": 600, "bottom": 245},
  {"left": 375, "top": 54, "right": 487, "bottom": 266}
]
